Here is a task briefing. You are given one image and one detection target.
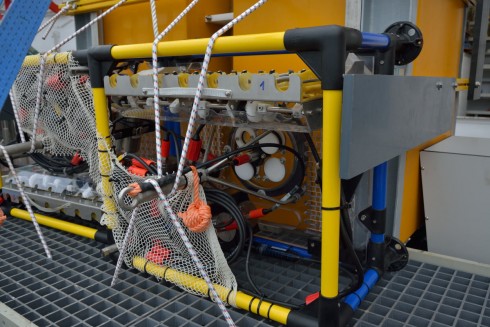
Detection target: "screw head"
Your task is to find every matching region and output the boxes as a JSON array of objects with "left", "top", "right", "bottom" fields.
[{"left": 360, "top": 215, "right": 366, "bottom": 221}]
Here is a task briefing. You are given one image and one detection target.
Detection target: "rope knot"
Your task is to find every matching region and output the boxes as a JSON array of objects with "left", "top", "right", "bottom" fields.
[{"left": 178, "top": 166, "right": 211, "bottom": 233}]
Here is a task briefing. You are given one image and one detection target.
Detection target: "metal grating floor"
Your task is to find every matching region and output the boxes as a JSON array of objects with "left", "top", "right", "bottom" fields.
[{"left": 0, "top": 218, "right": 489, "bottom": 326}]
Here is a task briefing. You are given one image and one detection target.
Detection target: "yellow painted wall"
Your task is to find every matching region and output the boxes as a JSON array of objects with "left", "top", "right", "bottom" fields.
[
  {"left": 102, "top": 0, "right": 232, "bottom": 70},
  {"left": 399, "top": 0, "right": 465, "bottom": 242},
  {"left": 232, "top": 0, "right": 346, "bottom": 72}
]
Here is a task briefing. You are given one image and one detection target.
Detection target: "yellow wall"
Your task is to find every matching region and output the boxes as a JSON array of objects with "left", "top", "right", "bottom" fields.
[
  {"left": 399, "top": 0, "right": 465, "bottom": 242},
  {"left": 232, "top": 0, "right": 346, "bottom": 72}
]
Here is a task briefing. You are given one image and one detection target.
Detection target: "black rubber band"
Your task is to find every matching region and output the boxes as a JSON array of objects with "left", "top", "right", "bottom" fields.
[
  {"left": 267, "top": 303, "right": 273, "bottom": 319},
  {"left": 163, "top": 267, "right": 169, "bottom": 280},
  {"left": 226, "top": 290, "right": 232, "bottom": 304},
  {"left": 256, "top": 298, "right": 263, "bottom": 315},
  {"left": 249, "top": 296, "right": 256, "bottom": 313},
  {"left": 143, "top": 260, "right": 149, "bottom": 274},
  {"left": 98, "top": 149, "right": 109, "bottom": 153},
  {"left": 321, "top": 202, "right": 351, "bottom": 211}
]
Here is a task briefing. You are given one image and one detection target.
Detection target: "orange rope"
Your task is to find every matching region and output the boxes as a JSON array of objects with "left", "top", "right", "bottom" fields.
[{"left": 178, "top": 166, "right": 211, "bottom": 233}]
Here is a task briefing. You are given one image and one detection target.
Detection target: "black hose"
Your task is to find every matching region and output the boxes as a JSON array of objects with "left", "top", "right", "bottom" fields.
[
  {"left": 204, "top": 188, "right": 246, "bottom": 264},
  {"left": 30, "top": 153, "right": 89, "bottom": 175},
  {"left": 242, "top": 223, "right": 303, "bottom": 310},
  {"left": 195, "top": 143, "right": 306, "bottom": 191}
]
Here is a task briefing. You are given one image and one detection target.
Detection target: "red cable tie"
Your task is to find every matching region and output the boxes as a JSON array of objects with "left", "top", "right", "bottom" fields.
[
  {"left": 70, "top": 153, "right": 83, "bottom": 166},
  {"left": 305, "top": 292, "right": 320, "bottom": 306},
  {"left": 233, "top": 153, "right": 251, "bottom": 166},
  {"left": 132, "top": 157, "right": 155, "bottom": 169},
  {"left": 128, "top": 166, "right": 148, "bottom": 177},
  {"left": 187, "top": 139, "right": 202, "bottom": 162},
  {"left": 248, "top": 208, "right": 265, "bottom": 219},
  {"left": 161, "top": 139, "right": 170, "bottom": 158}
]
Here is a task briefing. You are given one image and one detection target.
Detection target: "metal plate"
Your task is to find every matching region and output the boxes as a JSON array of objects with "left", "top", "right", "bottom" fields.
[
  {"left": 340, "top": 74, "right": 456, "bottom": 179},
  {"left": 0, "top": 0, "right": 51, "bottom": 108}
]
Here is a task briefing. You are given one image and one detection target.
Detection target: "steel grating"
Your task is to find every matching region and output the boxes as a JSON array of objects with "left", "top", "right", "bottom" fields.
[{"left": 0, "top": 217, "right": 489, "bottom": 326}]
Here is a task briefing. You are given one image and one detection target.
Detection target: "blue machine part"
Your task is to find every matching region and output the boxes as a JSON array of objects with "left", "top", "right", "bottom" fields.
[
  {"left": 0, "top": 0, "right": 51, "bottom": 109},
  {"left": 343, "top": 269, "right": 380, "bottom": 310}
]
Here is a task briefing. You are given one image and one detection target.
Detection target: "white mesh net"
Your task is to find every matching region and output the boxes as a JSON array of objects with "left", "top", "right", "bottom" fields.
[{"left": 12, "top": 53, "right": 237, "bottom": 303}]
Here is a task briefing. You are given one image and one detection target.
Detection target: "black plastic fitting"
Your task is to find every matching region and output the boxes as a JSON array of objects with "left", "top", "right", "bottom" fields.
[{"left": 284, "top": 25, "right": 362, "bottom": 90}]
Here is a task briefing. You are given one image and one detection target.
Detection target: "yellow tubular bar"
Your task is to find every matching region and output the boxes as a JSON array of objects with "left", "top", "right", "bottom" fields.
[
  {"left": 92, "top": 88, "right": 118, "bottom": 227},
  {"left": 133, "top": 257, "right": 290, "bottom": 325},
  {"left": 321, "top": 90, "right": 342, "bottom": 298},
  {"left": 22, "top": 53, "right": 70, "bottom": 67},
  {"left": 110, "top": 32, "right": 286, "bottom": 60},
  {"left": 10, "top": 208, "right": 97, "bottom": 239}
]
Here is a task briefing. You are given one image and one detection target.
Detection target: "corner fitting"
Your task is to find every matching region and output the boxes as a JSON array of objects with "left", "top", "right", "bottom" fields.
[{"left": 284, "top": 25, "right": 362, "bottom": 90}]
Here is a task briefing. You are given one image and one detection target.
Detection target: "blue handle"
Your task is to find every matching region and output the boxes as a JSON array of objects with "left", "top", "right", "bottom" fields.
[{"left": 361, "top": 32, "right": 391, "bottom": 50}]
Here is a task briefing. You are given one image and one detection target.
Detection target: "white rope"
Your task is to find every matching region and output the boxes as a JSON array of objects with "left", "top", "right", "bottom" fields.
[
  {"left": 151, "top": 0, "right": 200, "bottom": 177},
  {"left": 171, "top": 0, "right": 268, "bottom": 193},
  {"left": 9, "top": 89, "right": 25, "bottom": 143},
  {"left": 30, "top": 0, "right": 128, "bottom": 153},
  {"left": 147, "top": 179, "right": 236, "bottom": 327},
  {"left": 111, "top": 207, "right": 138, "bottom": 287},
  {"left": 0, "top": 145, "right": 51, "bottom": 259},
  {"left": 37, "top": 3, "right": 72, "bottom": 34},
  {"left": 149, "top": 0, "right": 159, "bottom": 39}
]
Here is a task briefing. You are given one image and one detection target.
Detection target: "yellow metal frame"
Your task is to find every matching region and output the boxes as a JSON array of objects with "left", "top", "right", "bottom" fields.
[
  {"left": 11, "top": 208, "right": 99, "bottom": 240},
  {"left": 85, "top": 31, "right": 341, "bottom": 324}
]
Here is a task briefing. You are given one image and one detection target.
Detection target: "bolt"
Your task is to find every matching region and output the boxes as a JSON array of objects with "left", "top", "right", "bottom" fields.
[
  {"left": 373, "top": 220, "right": 377, "bottom": 224},
  {"left": 425, "top": 216, "right": 429, "bottom": 221},
  {"left": 421, "top": 166, "right": 425, "bottom": 170},
  {"left": 395, "top": 244, "right": 402, "bottom": 251},
  {"left": 475, "top": 81, "right": 481, "bottom": 88},
  {"left": 225, "top": 90, "right": 232, "bottom": 97},
  {"left": 379, "top": 60, "right": 385, "bottom": 65},
  {"left": 142, "top": 89, "right": 148, "bottom": 95},
  {"left": 436, "top": 82, "right": 443, "bottom": 90},
  {"left": 310, "top": 243, "right": 315, "bottom": 247},
  {"left": 372, "top": 257, "right": 376, "bottom": 261},
  {"left": 451, "top": 82, "right": 458, "bottom": 89},
  {"left": 360, "top": 215, "right": 367, "bottom": 221}
]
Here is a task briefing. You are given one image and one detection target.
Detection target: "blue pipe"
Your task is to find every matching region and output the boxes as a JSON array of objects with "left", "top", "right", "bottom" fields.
[
  {"left": 361, "top": 32, "right": 391, "bottom": 50},
  {"left": 343, "top": 269, "right": 380, "bottom": 311},
  {"left": 372, "top": 163, "right": 387, "bottom": 211}
]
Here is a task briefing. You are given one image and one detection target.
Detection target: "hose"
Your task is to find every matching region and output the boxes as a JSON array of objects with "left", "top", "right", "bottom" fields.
[{"left": 204, "top": 188, "right": 246, "bottom": 264}]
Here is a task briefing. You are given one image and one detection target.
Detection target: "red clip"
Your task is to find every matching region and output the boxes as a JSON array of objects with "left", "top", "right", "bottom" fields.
[
  {"left": 128, "top": 165, "right": 148, "bottom": 177},
  {"left": 131, "top": 157, "right": 155, "bottom": 169},
  {"left": 187, "top": 139, "right": 202, "bottom": 162},
  {"left": 70, "top": 153, "right": 83, "bottom": 166},
  {"left": 161, "top": 139, "right": 170, "bottom": 158},
  {"left": 146, "top": 243, "right": 171, "bottom": 265},
  {"left": 233, "top": 153, "right": 251, "bottom": 166},
  {"left": 305, "top": 292, "right": 320, "bottom": 306},
  {"left": 248, "top": 208, "right": 265, "bottom": 219}
]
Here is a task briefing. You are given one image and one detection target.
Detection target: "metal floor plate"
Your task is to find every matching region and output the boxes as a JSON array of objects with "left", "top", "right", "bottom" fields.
[{"left": 0, "top": 218, "right": 489, "bottom": 326}]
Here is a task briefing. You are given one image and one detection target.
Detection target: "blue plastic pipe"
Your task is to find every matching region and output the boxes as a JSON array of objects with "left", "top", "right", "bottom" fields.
[
  {"left": 371, "top": 162, "right": 387, "bottom": 244},
  {"left": 360, "top": 32, "right": 391, "bottom": 50},
  {"left": 372, "top": 162, "right": 388, "bottom": 211},
  {"left": 343, "top": 269, "right": 380, "bottom": 310}
]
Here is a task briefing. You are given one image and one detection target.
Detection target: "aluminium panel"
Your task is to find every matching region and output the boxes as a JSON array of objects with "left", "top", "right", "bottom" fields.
[{"left": 340, "top": 74, "right": 456, "bottom": 179}]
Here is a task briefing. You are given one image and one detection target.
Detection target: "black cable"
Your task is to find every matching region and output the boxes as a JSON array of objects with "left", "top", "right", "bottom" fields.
[
  {"left": 204, "top": 188, "right": 246, "bottom": 264},
  {"left": 242, "top": 224, "right": 303, "bottom": 310},
  {"left": 337, "top": 209, "right": 364, "bottom": 299},
  {"left": 168, "top": 130, "right": 181, "bottom": 164},
  {"left": 30, "top": 153, "right": 89, "bottom": 175},
  {"left": 196, "top": 143, "right": 306, "bottom": 190},
  {"left": 193, "top": 124, "right": 205, "bottom": 139}
]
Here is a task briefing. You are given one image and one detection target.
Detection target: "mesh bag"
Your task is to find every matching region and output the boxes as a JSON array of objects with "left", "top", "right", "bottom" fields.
[
  {"left": 12, "top": 52, "right": 238, "bottom": 302},
  {"left": 111, "top": 162, "right": 237, "bottom": 303}
]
